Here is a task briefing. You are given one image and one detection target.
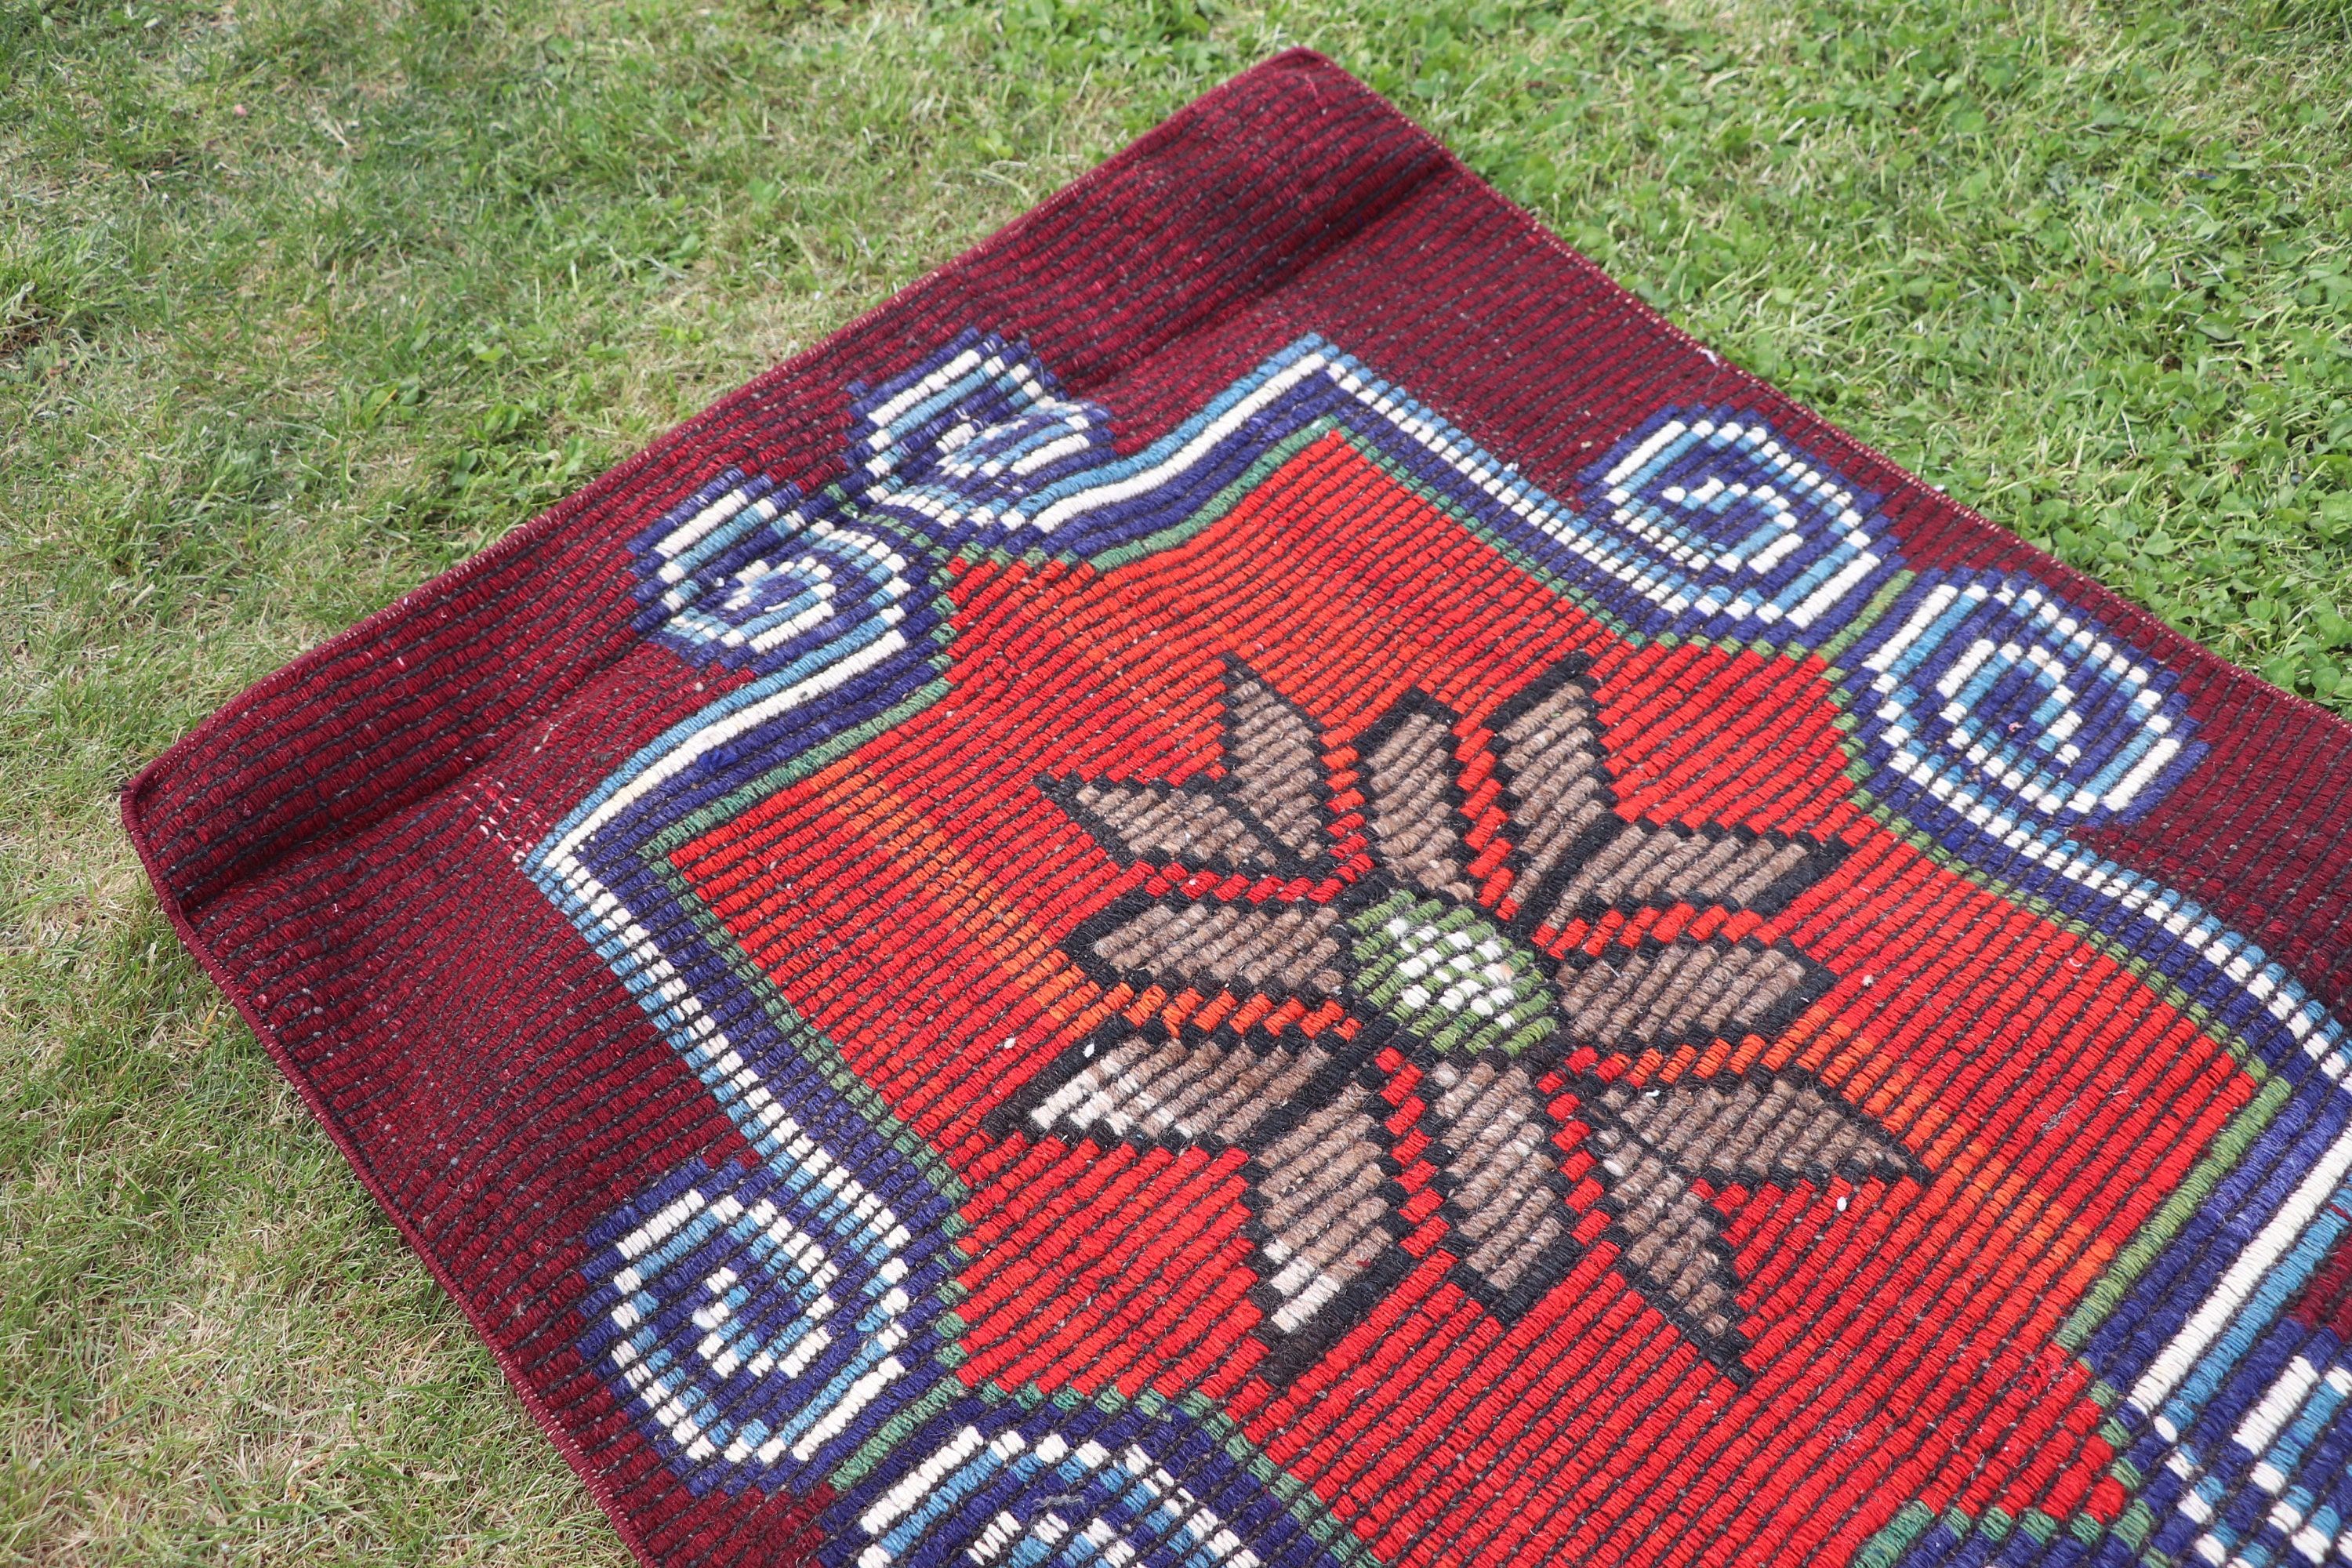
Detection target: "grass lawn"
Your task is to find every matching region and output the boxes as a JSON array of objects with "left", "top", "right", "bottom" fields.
[{"left": 4, "top": 0, "right": 2350, "bottom": 1559}]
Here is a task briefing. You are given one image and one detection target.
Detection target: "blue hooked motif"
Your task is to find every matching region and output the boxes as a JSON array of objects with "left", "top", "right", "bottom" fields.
[
  {"left": 624, "top": 330, "right": 1118, "bottom": 681},
  {"left": 828, "top": 1397, "right": 1356, "bottom": 1568},
  {"left": 1578, "top": 404, "right": 2205, "bottom": 830},
  {"left": 854, "top": 344, "right": 1116, "bottom": 550},
  {"left": 626, "top": 466, "right": 914, "bottom": 676},
  {"left": 575, "top": 1148, "right": 950, "bottom": 1497},
  {"left": 1572, "top": 405, "right": 1904, "bottom": 642},
  {"left": 1842, "top": 572, "right": 2207, "bottom": 828}
]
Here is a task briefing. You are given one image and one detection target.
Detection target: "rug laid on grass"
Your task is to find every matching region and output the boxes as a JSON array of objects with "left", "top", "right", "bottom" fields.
[{"left": 125, "top": 49, "right": 2352, "bottom": 1568}]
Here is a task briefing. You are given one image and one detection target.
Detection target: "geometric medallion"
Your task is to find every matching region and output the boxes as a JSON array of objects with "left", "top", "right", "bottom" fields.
[{"left": 997, "top": 654, "right": 1922, "bottom": 1382}]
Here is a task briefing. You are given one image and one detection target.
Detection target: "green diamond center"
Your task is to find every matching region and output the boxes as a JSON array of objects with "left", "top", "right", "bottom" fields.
[{"left": 1346, "top": 889, "right": 1557, "bottom": 1056}]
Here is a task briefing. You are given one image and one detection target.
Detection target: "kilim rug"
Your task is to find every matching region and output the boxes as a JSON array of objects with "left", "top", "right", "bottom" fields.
[{"left": 125, "top": 49, "right": 2352, "bottom": 1568}]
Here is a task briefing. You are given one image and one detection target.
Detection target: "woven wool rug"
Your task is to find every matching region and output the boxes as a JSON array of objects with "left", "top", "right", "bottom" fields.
[{"left": 127, "top": 49, "right": 2352, "bottom": 1568}]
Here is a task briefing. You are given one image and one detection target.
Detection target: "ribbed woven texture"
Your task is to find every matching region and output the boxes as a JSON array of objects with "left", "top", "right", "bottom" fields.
[{"left": 126, "top": 51, "right": 2352, "bottom": 1568}]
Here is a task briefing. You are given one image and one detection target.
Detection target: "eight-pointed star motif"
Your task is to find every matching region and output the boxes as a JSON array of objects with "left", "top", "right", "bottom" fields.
[{"left": 993, "top": 655, "right": 1922, "bottom": 1385}]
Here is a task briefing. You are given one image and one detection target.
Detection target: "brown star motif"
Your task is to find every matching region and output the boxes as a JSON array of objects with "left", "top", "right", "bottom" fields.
[{"left": 990, "top": 654, "right": 1921, "bottom": 1385}]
